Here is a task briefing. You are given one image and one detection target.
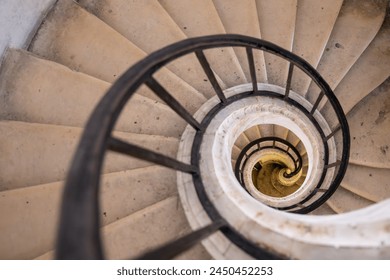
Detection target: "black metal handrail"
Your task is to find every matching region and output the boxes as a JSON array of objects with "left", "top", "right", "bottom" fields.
[
  {"left": 235, "top": 137, "right": 303, "bottom": 186},
  {"left": 56, "top": 34, "right": 349, "bottom": 260}
]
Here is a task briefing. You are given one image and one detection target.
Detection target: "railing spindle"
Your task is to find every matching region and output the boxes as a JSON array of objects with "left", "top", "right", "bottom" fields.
[
  {"left": 108, "top": 137, "right": 198, "bottom": 174},
  {"left": 325, "top": 160, "right": 341, "bottom": 169},
  {"left": 137, "top": 219, "right": 226, "bottom": 260},
  {"left": 146, "top": 77, "right": 201, "bottom": 131},
  {"left": 310, "top": 91, "right": 325, "bottom": 115},
  {"left": 326, "top": 125, "right": 341, "bottom": 141},
  {"left": 246, "top": 47, "right": 258, "bottom": 93},
  {"left": 195, "top": 50, "right": 227, "bottom": 103},
  {"left": 284, "top": 63, "right": 294, "bottom": 99}
]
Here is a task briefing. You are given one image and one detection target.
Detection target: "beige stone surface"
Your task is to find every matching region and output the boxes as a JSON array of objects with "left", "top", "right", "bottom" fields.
[
  {"left": 0, "top": 49, "right": 185, "bottom": 138},
  {"left": 333, "top": 13, "right": 390, "bottom": 114},
  {"left": 291, "top": 0, "right": 343, "bottom": 95},
  {"left": 0, "top": 166, "right": 176, "bottom": 259},
  {"left": 341, "top": 164, "right": 390, "bottom": 203},
  {"left": 79, "top": 0, "right": 217, "bottom": 99},
  {"left": 102, "top": 196, "right": 191, "bottom": 259},
  {"left": 258, "top": 123, "right": 274, "bottom": 137},
  {"left": 213, "top": 0, "right": 267, "bottom": 83},
  {"left": 327, "top": 187, "right": 373, "bottom": 214},
  {"left": 0, "top": 181, "right": 62, "bottom": 259},
  {"left": 286, "top": 130, "right": 301, "bottom": 147},
  {"left": 100, "top": 166, "right": 177, "bottom": 226},
  {"left": 159, "top": 0, "right": 247, "bottom": 87},
  {"left": 30, "top": 0, "right": 206, "bottom": 113},
  {"left": 256, "top": 0, "right": 297, "bottom": 87},
  {"left": 307, "top": 0, "right": 387, "bottom": 101},
  {"left": 0, "top": 121, "right": 178, "bottom": 190},
  {"left": 233, "top": 133, "right": 250, "bottom": 150},
  {"left": 0, "top": 0, "right": 388, "bottom": 260},
  {"left": 273, "top": 124, "right": 289, "bottom": 140},
  {"left": 347, "top": 79, "right": 390, "bottom": 168},
  {"left": 243, "top": 125, "right": 261, "bottom": 142}
]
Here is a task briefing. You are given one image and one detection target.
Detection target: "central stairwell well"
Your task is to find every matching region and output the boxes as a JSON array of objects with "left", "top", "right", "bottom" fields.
[{"left": 0, "top": 0, "right": 389, "bottom": 259}]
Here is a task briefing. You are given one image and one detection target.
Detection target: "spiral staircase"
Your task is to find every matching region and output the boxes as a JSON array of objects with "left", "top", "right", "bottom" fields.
[{"left": 0, "top": 0, "right": 389, "bottom": 260}]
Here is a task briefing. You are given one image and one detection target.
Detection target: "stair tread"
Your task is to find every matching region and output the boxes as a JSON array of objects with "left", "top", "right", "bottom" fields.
[
  {"left": 159, "top": 0, "right": 247, "bottom": 88},
  {"left": 327, "top": 187, "right": 373, "bottom": 214},
  {"left": 0, "top": 49, "right": 185, "bottom": 138},
  {"left": 347, "top": 79, "right": 390, "bottom": 168},
  {"left": 0, "top": 121, "right": 178, "bottom": 190},
  {"left": 0, "top": 166, "right": 177, "bottom": 259},
  {"left": 103, "top": 195, "right": 191, "bottom": 259},
  {"left": 342, "top": 164, "right": 390, "bottom": 203},
  {"left": 273, "top": 124, "right": 289, "bottom": 140},
  {"left": 79, "top": 0, "right": 216, "bottom": 99},
  {"left": 258, "top": 124, "right": 273, "bottom": 138},
  {"left": 333, "top": 13, "right": 390, "bottom": 115},
  {"left": 234, "top": 133, "right": 250, "bottom": 150},
  {"left": 29, "top": 0, "right": 205, "bottom": 113},
  {"left": 243, "top": 125, "right": 261, "bottom": 142},
  {"left": 255, "top": 0, "right": 297, "bottom": 87},
  {"left": 306, "top": 0, "right": 387, "bottom": 101},
  {"left": 30, "top": 0, "right": 145, "bottom": 84},
  {"left": 213, "top": 0, "right": 267, "bottom": 83},
  {"left": 291, "top": 0, "right": 343, "bottom": 95}
]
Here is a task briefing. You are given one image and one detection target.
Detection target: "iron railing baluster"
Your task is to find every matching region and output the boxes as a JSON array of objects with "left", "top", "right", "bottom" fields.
[
  {"left": 195, "top": 50, "right": 227, "bottom": 103},
  {"left": 326, "top": 125, "right": 341, "bottom": 141},
  {"left": 145, "top": 77, "right": 202, "bottom": 131},
  {"left": 138, "top": 219, "right": 226, "bottom": 260},
  {"left": 246, "top": 47, "right": 258, "bottom": 93},
  {"left": 284, "top": 63, "right": 294, "bottom": 99},
  {"left": 108, "top": 137, "right": 198, "bottom": 174},
  {"left": 311, "top": 91, "right": 325, "bottom": 115},
  {"left": 325, "top": 161, "right": 341, "bottom": 169}
]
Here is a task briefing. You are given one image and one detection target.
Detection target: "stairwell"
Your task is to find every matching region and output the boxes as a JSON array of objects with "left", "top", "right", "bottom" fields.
[{"left": 0, "top": 0, "right": 389, "bottom": 259}]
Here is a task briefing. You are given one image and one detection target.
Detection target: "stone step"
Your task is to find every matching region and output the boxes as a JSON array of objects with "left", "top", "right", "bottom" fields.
[
  {"left": 291, "top": 0, "right": 343, "bottom": 95},
  {"left": 29, "top": 0, "right": 206, "bottom": 114},
  {"left": 231, "top": 145, "right": 241, "bottom": 162},
  {"left": 255, "top": 0, "right": 297, "bottom": 87},
  {"left": 0, "top": 121, "right": 178, "bottom": 190},
  {"left": 306, "top": 0, "right": 387, "bottom": 101},
  {"left": 326, "top": 187, "right": 373, "bottom": 214},
  {"left": 213, "top": 0, "right": 267, "bottom": 83},
  {"left": 258, "top": 123, "right": 273, "bottom": 137},
  {"left": 234, "top": 133, "right": 251, "bottom": 150},
  {"left": 0, "top": 49, "right": 185, "bottom": 138},
  {"left": 243, "top": 125, "right": 261, "bottom": 142},
  {"left": 332, "top": 13, "right": 390, "bottom": 115},
  {"left": 79, "top": 0, "right": 217, "bottom": 100},
  {"left": 295, "top": 141, "right": 307, "bottom": 156},
  {"left": 286, "top": 130, "right": 301, "bottom": 147},
  {"left": 346, "top": 80, "right": 390, "bottom": 168},
  {"left": 102, "top": 195, "right": 191, "bottom": 259},
  {"left": 341, "top": 164, "right": 390, "bottom": 203},
  {"left": 0, "top": 166, "right": 177, "bottom": 259},
  {"left": 158, "top": 0, "right": 247, "bottom": 88},
  {"left": 273, "top": 124, "right": 289, "bottom": 140}
]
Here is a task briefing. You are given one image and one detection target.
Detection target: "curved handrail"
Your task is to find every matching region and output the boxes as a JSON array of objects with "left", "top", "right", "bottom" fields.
[{"left": 56, "top": 34, "right": 349, "bottom": 259}]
